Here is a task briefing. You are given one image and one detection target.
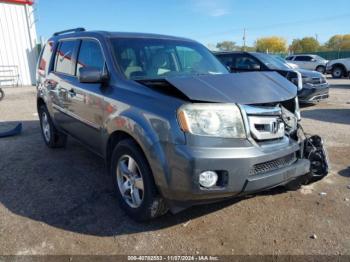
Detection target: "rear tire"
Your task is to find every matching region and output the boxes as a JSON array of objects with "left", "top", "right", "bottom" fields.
[
  {"left": 332, "top": 66, "right": 344, "bottom": 79},
  {"left": 315, "top": 65, "right": 325, "bottom": 74},
  {"left": 38, "top": 104, "right": 67, "bottom": 148},
  {"left": 110, "top": 139, "right": 168, "bottom": 221}
]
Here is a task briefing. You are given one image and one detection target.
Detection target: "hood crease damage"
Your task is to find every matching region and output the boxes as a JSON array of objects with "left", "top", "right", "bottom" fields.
[{"left": 138, "top": 72, "right": 297, "bottom": 105}]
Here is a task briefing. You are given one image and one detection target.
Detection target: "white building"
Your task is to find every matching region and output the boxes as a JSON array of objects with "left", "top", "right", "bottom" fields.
[{"left": 0, "top": 0, "right": 38, "bottom": 86}]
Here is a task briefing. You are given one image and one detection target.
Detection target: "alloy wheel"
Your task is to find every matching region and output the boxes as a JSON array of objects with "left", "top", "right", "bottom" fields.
[
  {"left": 333, "top": 68, "right": 342, "bottom": 78},
  {"left": 41, "top": 112, "right": 51, "bottom": 142},
  {"left": 116, "top": 155, "right": 144, "bottom": 208}
]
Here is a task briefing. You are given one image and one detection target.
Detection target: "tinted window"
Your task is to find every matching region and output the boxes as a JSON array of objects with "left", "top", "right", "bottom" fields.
[
  {"left": 252, "top": 53, "right": 290, "bottom": 70},
  {"left": 55, "top": 40, "right": 76, "bottom": 75},
  {"left": 77, "top": 39, "right": 105, "bottom": 73},
  {"left": 111, "top": 38, "right": 228, "bottom": 80},
  {"left": 38, "top": 41, "right": 54, "bottom": 74},
  {"left": 294, "top": 56, "right": 312, "bottom": 61},
  {"left": 216, "top": 55, "right": 234, "bottom": 68},
  {"left": 235, "top": 56, "right": 260, "bottom": 70}
]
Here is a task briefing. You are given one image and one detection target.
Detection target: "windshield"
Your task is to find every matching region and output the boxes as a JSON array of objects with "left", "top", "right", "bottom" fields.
[
  {"left": 110, "top": 38, "right": 228, "bottom": 80},
  {"left": 252, "top": 53, "right": 291, "bottom": 70}
]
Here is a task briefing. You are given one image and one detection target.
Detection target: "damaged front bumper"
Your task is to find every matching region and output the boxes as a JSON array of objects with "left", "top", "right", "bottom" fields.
[
  {"left": 156, "top": 103, "right": 329, "bottom": 212},
  {"left": 158, "top": 136, "right": 310, "bottom": 205}
]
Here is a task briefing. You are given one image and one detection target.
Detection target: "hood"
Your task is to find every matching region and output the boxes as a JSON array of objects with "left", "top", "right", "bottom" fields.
[
  {"left": 297, "top": 68, "right": 324, "bottom": 78},
  {"left": 329, "top": 58, "right": 349, "bottom": 65},
  {"left": 163, "top": 71, "right": 297, "bottom": 104}
]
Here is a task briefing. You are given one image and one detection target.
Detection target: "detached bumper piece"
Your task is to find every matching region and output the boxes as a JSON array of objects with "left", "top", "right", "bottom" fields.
[
  {"left": 303, "top": 135, "right": 329, "bottom": 182},
  {"left": 0, "top": 123, "right": 22, "bottom": 138}
]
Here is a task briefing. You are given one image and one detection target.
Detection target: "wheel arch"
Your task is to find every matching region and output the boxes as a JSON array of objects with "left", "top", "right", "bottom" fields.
[
  {"left": 104, "top": 115, "right": 171, "bottom": 192},
  {"left": 37, "top": 97, "right": 46, "bottom": 111}
]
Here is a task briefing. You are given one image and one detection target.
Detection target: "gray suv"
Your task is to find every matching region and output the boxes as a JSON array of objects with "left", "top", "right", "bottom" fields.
[{"left": 36, "top": 28, "right": 325, "bottom": 221}]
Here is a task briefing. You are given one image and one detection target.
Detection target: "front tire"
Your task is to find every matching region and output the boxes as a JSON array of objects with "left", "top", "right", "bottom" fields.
[
  {"left": 110, "top": 139, "right": 168, "bottom": 221},
  {"left": 38, "top": 104, "right": 67, "bottom": 148},
  {"left": 332, "top": 66, "right": 344, "bottom": 78}
]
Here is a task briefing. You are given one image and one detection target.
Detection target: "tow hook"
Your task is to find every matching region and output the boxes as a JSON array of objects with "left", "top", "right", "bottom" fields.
[{"left": 303, "top": 135, "right": 329, "bottom": 182}]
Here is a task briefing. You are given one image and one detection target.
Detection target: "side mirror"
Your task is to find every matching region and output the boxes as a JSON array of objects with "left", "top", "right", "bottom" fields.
[{"left": 78, "top": 67, "right": 109, "bottom": 83}]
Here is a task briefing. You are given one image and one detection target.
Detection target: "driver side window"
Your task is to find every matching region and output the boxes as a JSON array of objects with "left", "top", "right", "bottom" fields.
[
  {"left": 235, "top": 56, "right": 260, "bottom": 70},
  {"left": 76, "top": 39, "right": 105, "bottom": 75}
]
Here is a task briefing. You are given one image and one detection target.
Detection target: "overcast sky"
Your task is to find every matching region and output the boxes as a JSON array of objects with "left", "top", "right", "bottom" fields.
[{"left": 36, "top": 0, "right": 350, "bottom": 46}]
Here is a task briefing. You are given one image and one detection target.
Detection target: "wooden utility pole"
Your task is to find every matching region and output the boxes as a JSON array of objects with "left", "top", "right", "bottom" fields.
[{"left": 243, "top": 28, "right": 246, "bottom": 51}]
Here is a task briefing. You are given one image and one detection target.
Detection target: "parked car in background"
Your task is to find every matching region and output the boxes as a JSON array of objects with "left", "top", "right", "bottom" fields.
[
  {"left": 326, "top": 58, "right": 350, "bottom": 78},
  {"left": 285, "top": 54, "right": 328, "bottom": 74},
  {"left": 215, "top": 51, "right": 329, "bottom": 103},
  {"left": 273, "top": 55, "right": 299, "bottom": 69},
  {"left": 37, "top": 28, "right": 323, "bottom": 221}
]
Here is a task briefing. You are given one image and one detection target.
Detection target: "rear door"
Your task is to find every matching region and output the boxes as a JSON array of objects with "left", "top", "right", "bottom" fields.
[
  {"left": 50, "top": 39, "right": 79, "bottom": 129},
  {"left": 293, "top": 55, "right": 314, "bottom": 70}
]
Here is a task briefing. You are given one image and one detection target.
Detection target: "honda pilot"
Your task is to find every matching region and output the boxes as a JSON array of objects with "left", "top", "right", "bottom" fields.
[{"left": 36, "top": 28, "right": 328, "bottom": 221}]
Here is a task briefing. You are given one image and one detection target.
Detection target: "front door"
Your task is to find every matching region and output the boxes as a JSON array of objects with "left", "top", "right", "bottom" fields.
[{"left": 65, "top": 39, "right": 106, "bottom": 153}]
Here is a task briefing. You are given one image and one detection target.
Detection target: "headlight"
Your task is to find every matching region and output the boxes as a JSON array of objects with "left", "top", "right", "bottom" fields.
[
  {"left": 177, "top": 103, "right": 246, "bottom": 138},
  {"left": 302, "top": 76, "right": 312, "bottom": 84}
]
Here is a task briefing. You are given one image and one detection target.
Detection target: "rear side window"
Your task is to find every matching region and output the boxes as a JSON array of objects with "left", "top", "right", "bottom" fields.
[
  {"left": 76, "top": 39, "right": 104, "bottom": 73},
  {"left": 294, "top": 56, "right": 312, "bottom": 61},
  {"left": 38, "top": 41, "right": 54, "bottom": 74},
  {"left": 55, "top": 40, "right": 76, "bottom": 75}
]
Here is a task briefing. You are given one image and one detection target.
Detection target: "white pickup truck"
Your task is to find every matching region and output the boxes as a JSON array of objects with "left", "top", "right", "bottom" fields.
[{"left": 326, "top": 58, "right": 350, "bottom": 78}]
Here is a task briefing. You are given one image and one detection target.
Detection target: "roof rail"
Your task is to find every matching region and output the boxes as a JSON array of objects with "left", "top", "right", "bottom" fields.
[{"left": 53, "top": 28, "right": 86, "bottom": 36}]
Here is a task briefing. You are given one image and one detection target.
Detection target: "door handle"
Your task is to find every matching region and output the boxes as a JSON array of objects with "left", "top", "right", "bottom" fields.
[{"left": 68, "top": 89, "right": 76, "bottom": 97}]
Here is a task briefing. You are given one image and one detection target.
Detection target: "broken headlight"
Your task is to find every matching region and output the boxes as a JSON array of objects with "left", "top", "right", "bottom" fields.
[{"left": 281, "top": 105, "right": 298, "bottom": 132}]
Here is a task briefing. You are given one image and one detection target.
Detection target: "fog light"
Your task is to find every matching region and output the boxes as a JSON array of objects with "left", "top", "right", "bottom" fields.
[{"left": 199, "top": 171, "right": 218, "bottom": 188}]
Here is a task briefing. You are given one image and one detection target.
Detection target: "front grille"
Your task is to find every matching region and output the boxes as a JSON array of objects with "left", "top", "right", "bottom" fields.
[{"left": 250, "top": 153, "right": 297, "bottom": 176}]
